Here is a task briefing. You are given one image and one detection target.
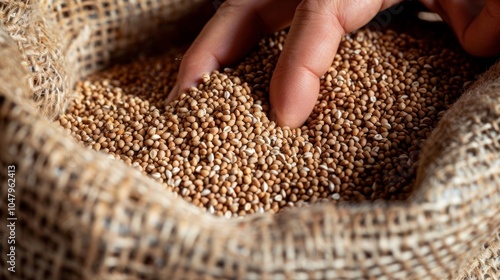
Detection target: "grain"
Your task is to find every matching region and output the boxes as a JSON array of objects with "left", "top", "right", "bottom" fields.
[{"left": 58, "top": 24, "right": 485, "bottom": 217}]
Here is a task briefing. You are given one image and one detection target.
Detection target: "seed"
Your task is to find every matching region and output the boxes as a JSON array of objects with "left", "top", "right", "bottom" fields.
[
  {"left": 229, "top": 138, "right": 240, "bottom": 146},
  {"left": 329, "top": 181, "right": 335, "bottom": 192},
  {"left": 150, "top": 150, "right": 158, "bottom": 159},
  {"left": 132, "top": 143, "right": 140, "bottom": 152},
  {"left": 174, "top": 179, "right": 182, "bottom": 188},
  {"left": 244, "top": 203, "right": 251, "bottom": 211},
  {"left": 58, "top": 22, "right": 485, "bottom": 218},
  {"left": 181, "top": 188, "right": 189, "bottom": 196},
  {"left": 262, "top": 181, "right": 269, "bottom": 192},
  {"left": 201, "top": 189, "right": 211, "bottom": 196}
]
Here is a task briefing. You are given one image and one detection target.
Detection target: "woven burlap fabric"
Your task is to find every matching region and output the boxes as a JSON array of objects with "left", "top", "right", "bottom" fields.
[{"left": 1, "top": 0, "right": 499, "bottom": 279}]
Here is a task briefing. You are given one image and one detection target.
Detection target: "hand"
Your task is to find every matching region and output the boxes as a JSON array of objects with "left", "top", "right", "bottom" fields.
[
  {"left": 420, "top": 0, "right": 500, "bottom": 57},
  {"left": 167, "top": 0, "right": 403, "bottom": 128},
  {"left": 168, "top": 0, "right": 500, "bottom": 129}
]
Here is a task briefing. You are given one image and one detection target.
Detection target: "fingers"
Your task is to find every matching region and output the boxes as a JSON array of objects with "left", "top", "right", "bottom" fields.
[
  {"left": 458, "top": 0, "right": 500, "bottom": 56},
  {"left": 433, "top": 0, "right": 484, "bottom": 35},
  {"left": 167, "top": 0, "right": 298, "bottom": 103},
  {"left": 421, "top": 0, "right": 499, "bottom": 56},
  {"left": 166, "top": 1, "right": 262, "bottom": 103},
  {"left": 270, "top": 0, "right": 402, "bottom": 128}
]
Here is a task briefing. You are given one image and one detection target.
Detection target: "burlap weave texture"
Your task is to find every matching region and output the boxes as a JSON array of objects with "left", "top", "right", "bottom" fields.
[{"left": 0, "top": 0, "right": 499, "bottom": 279}]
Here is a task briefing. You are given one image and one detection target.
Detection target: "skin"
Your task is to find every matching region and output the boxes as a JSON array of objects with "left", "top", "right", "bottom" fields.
[{"left": 167, "top": 0, "right": 500, "bottom": 129}]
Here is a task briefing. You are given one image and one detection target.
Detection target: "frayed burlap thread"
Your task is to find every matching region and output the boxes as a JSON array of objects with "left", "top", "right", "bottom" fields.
[
  {"left": 1, "top": 0, "right": 500, "bottom": 279},
  {"left": 0, "top": 0, "right": 68, "bottom": 120}
]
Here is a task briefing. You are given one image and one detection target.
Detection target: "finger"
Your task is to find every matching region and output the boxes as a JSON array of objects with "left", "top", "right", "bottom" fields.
[
  {"left": 457, "top": 0, "right": 500, "bottom": 56},
  {"left": 424, "top": 0, "right": 496, "bottom": 55},
  {"left": 436, "top": 0, "right": 485, "bottom": 24},
  {"left": 167, "top": 1, "right": 262, "bottom": 103},
  {"left": 270, "top": 0, "right": 402, "bottom": 128},
  {"left": 167, "top": 0, "right": 299, "bottom": 103}
]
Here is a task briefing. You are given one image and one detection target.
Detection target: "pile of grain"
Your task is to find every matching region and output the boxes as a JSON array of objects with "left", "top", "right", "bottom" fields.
[{"left": 58, "top": 26, "right": 483, "bottom": 217}]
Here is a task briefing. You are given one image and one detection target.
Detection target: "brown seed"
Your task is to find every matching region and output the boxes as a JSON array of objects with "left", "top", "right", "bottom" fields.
[
  {"left": 59, "top": 23, "right": 484, "bottom": 218},
  {"left": 132, "top": 143, "right": 140, "bottom": 152}
]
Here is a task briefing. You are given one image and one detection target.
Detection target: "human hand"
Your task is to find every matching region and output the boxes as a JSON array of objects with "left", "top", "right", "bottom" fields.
[
  {"left": 168, "top": 0, "right": 499, "bottom": 129},
  {"left": 420, "top": 0, "right": 500, "bottom": 57},
  {"left": 167, "top": 0, "right": 403, "bottom": 128}
]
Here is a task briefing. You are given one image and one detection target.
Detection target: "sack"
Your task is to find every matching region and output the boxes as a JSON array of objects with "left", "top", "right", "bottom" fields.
[{"left": 1, "top": 0, "right": 499, "bottom": 279}]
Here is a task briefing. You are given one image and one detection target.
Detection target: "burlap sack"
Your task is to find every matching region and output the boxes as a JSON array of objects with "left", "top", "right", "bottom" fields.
[{"left": 0, "top": 0, "right": 499, "bottom": 279}]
